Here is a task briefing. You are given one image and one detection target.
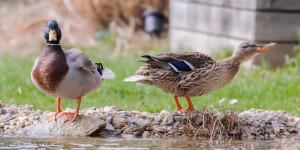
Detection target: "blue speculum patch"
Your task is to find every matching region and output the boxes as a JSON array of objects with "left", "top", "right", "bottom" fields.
[{"left": 169, "top": 61, "right": 192, "bottom": 71}]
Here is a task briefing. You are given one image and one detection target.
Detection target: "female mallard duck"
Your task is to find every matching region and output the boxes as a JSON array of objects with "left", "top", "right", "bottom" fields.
[
  {"left": 31, "top": 20, "right": 115, "bottom": 122},
  {"left": 125, "top": 42, "right": 276, "bottom": 112}
]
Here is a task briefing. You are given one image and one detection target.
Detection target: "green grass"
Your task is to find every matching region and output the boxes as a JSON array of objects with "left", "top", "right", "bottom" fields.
[{"left": 0, "top": 47, "right": 299, "bottom": 116}]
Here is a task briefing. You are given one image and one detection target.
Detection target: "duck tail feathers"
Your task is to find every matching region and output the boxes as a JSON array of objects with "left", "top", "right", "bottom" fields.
[
  {"left": 101, "top": 68, "right": 115, "bottom": 79},
  {"left": 124, "top": 75, "right": 146, "bottom": 82}
]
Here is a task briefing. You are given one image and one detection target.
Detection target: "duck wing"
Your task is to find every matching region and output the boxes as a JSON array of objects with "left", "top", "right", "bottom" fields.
[
  {"left": 64, "top": 49, "right": 97, "bottom": 72},
  {"left": 139, "top": 52, "right": 215, "bottom": 72}
]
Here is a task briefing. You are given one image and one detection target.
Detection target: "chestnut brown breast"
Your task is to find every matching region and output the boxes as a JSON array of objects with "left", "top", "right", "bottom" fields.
[{"left": 32, "top": 45, "right": 69, "bottom": 92}]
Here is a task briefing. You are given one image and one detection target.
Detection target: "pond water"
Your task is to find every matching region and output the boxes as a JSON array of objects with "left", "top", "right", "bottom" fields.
[{"left": 0, "top": 134, "right": 299, "bottom": 149}]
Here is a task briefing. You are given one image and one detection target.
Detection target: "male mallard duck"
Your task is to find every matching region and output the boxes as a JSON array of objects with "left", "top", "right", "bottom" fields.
[
  {"left": 31, "top": 20, "right": 115, "bottom": 122},
  {"left": 125, "top": 42, "right": 276, "bottom": 112}
]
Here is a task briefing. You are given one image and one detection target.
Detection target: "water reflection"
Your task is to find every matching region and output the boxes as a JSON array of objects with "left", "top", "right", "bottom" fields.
[{"left": 0, "top": 134, "right": 299, "bottom": 149}]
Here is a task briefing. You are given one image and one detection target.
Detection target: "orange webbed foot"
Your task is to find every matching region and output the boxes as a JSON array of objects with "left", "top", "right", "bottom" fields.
[
  {"left": 187, "top": 107, "right": 195, "bottom": 111},
  {"left": 62, "top": 112, "right": 79, "bottom": 122},
  {"left": 48, "top": 112, "right": 63, "bottom": 122},
  {"left": 177, "top": 108, "right": 187, "bottom": 113}
]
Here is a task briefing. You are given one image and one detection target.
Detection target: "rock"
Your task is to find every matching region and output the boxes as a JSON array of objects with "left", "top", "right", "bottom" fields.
[
  {"left": 274, "top": 127, "right": 281, "bottom": 135},
  {"left": 142, "top": 131, "right": 151, "bottom": 138},
  {"left": 105, "top": 123, "right": 115, "bottom": 131},
  {"left": 85, "top": 109, "right": 96, "bottom": 115},
  {"left": 270, "top": 134, "right": 276, "bottom": 138},
  {"left": 123, "top": 128, "right": 132, "bottom": 134},
  {"left": 194, "top": 116, "right": 203, "bottom": 126},
  {"left": 277, "top": 115, "right": 288, "bottom": 123},
  {"left": 152, "top": 125, "right": 167, "bottom": 133},
  {"left": 19, "top": 114, "right": 106, "bottom": 136},
  {"left": 8, "top": 109, "right": 18, "bottom": 115},
  {"left": 174, "top": 115, "right": 185, "bottom": 122},
  {"left": 103, "top": 106, "right": 119, "bottom": 112},
  {"left": 173, "top": 121, "right": 181, "bottom": 129},
  {"left": 132, "top": 110, "right": 140, "bottom": 115},
  {"left": 136, "top": 119, "right": 150, "bottom": 127},
  {"left": 113, "top": 116, "right": 127, "bottom": 125},
  {"left": 105, "top": 116, "right": 113, "bottom": 124},
  {"left": 162, "top": 114, "right": 173, "bottom": 125},
  {"left": 284, "top": 131, "right": 290, "bottom": 136},
  {"left": 0, "top": 108, "right": 6, "bottom": 115}
]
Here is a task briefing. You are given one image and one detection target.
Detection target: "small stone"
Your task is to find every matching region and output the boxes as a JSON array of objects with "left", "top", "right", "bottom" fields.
[
  {"left": 103, "top": 106, "right": 119, "bottom": 112},
  {"left": 10, "top": 121, "right": 17, "bottom": 126},
  {"left": 152, "top": 125, "right": 167, "bottom": 133},
  {"left": 194, "top": 116, "right": 203, "bottom": 126},
  {"left": 167, "top": 130, "right": 174, "bottom": 135},
  {"left": 248, "top": 135, "right": 256, "bottom": 139},
  {"left": 9, "top": 125, "right": 18, "bottom": 130},
  {"left": 113, "top": 117, "right": 127, "bottom": 125},
  {"left": 270, "top": 134, "right": 276, "bottom": 138},
  {"left": 151, "top": 134, "right": 161, "bottom": 138},
  {"left": 265, "top": 116, "right": 275, "bottom": 122},
  {"left": 105, "top": 123, "right": 115, "bottom": 131},
  {"left": 271, "top": 121, "right": 278, "bottom": 127},
  {"left": 116, "top": 113, "right": 126, "bottom": 118},
  {"left": 136, "top": 119, "right": 150, "bottom": 127},
  {"left": 274, "top": 127, "right": 281, "bottom": 135},
  {"left": 173, "top": 121, "right": 181, "bottom": 129},
  {"left": 114, "top": 123, "right": 126, "bottom": 129},
  {"left": 85, "top": 109, "right": 96, "bottom": 115},
  {"left": 283, "top": 132, "right": 290, "bottom": 136},
  {"left": 0, "top": 108, "right": 6, "bottom": 115},
  {"left": 167, "top": 126, "right": 173, "bottom": 132},
  {"left": 138, "top": 115, "right": 148, "bottom": 120},
  {"left": 34, "top": 115, "right": 40, "bottom": 120},
  {"left": 132, "top": 110, "right": 140, "bottom": 115},
  {"left": 174, "top": 116, "right": 185, "bottom": 122},
  {"left": 8, "top": 109, "right": 18, "bottom": 115},
  {"left": 36, "top": 109, "right": 43, "bottom": 115},
  {"left": 162, "top": 114, "right": 173, "bottom": 125},
  {"left": 142, "top": 131, "right": 151, "bottom": 138},
  {"left": 105, "top": 116, "right": 113, "bottom": 124},
  {"left": 123, "top": 128, "right": 131, "bottom": 134},
  {"left": 18, "top": 116, "right": 29, "bottom": 123},
  {"left": 24, "top": 122, "right": 32, "bottom": 127},
  {"left": 277, "top": 115, "right": 288, "bottom": 123}
]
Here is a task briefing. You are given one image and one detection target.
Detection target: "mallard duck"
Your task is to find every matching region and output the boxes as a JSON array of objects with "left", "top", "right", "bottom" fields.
[
  {"left": 125, "top": 42, "right": 276, "bottom": 112},
  {"left": 31, "top": 20, "right": 115, "bottom": 122}
]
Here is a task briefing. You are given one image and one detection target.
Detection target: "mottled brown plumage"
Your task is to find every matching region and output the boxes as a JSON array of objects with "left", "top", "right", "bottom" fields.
[{"left": 125, "top": 42, "right": 276, "bottom": 111}]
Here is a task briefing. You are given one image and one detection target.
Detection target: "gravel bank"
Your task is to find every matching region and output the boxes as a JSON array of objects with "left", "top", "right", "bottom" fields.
[{"left": 0, "top": 102, "right": 299, "bottom": 139}]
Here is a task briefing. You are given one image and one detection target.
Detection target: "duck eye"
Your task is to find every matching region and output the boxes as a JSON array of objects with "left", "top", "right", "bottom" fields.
[{"left": 242, "top": 45, "right": 249, "bottom": 48}]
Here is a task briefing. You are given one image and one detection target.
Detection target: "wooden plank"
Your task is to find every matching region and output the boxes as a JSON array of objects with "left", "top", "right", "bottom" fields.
[
  {"left": 170, "top": 0, "right": 300, "bottom": 41},
  {"left": 170, "top": 0, "right": 256, "bottom": 40},
  {"left": 256, "top": 0, "right": 300, "bottom": 11},
  {"left": 255, "top": 12, "right": 300, "bottom": 41},
  {"left": 170, "top": 28, "right": 244, "bottom": 54},
  {"left": 170, "top": 28, "right": 296, "bottom": 66},
  {"left": 179, "top": 0, "right": 300, "bottom": 11},
  {"left": 182, "top": 0, "right": 257, "bottom": 10}
]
